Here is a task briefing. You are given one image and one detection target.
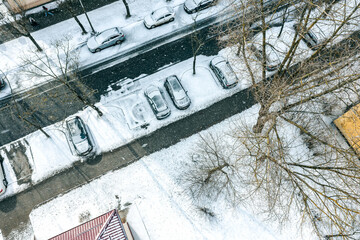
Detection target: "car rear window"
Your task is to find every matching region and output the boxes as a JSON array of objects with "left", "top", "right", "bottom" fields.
[
  {"left": 153, "top": 95, "right": 165, "bottom": 109},
  {"left": 169, "top": 79, "right": 182, "bottom": 91}
]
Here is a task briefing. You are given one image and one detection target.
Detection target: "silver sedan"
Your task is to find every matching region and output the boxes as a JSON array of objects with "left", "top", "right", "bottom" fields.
[
  {"left": 144, "top": 85, "right": 171, "bottom": 119},
  {"left": 164, "top": 75, "right": 191, "bottom": 110},
  {"left": 87, "top": 27, "right": 125, "bottom": 53},
  {"left": 210, "top": 56, "right": 238, "bottom": 89}
]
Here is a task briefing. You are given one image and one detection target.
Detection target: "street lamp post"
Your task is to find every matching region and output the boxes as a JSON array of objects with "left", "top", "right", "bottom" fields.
[{"left": 78, "top": 0, "right": 96, "bottom": 34}]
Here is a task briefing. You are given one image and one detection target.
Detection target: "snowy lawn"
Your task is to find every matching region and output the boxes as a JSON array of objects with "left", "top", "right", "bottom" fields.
[{"left": 29, "top": 104, "right": 317, "bottom": 240}]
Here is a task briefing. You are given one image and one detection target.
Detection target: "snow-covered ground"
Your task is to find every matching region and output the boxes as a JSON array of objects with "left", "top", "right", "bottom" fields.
[
  {"left": 1, "top": 0, "right": 360, "bottom": 239},
  {"left": 0, "top": 54, "right": 252, "bottom": 199},
  {"left": 28, "top": 104, "right": 317, "bottom": 240}
]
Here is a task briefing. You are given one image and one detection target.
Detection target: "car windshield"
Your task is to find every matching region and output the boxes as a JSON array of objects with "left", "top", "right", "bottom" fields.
[
  {"left": 153, "top": 95, "right": 165, "bottom": 109},
  {"left": 169, "top": 78, "right": 182, "bottom": 92},
  {"left": 152, "top": 7, "right": 169, "bottom": 20},
  {"left": 68, "top": 119, "right": 87, "bottom": 144},
  {"left": 95, "top": 29, "right": 117, "bottom": 43},
  {"left": 266, "top": 44, "right": 280, "bottom": 64}
]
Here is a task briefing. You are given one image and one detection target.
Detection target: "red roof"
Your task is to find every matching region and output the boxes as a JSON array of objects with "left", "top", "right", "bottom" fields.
[{"left": 49, "top": 209, "right": 128, "bottom": 240}]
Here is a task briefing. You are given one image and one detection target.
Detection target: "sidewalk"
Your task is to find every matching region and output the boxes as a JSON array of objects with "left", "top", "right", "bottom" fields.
[{"left": 0, "top": 0, "right": 118, "bottom": 43}]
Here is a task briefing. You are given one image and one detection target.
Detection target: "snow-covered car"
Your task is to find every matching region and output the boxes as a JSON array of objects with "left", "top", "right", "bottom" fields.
[
  {"left": 0, "top": 160, "right": 8, "bottom": 196},
  {"left": 87, "top": 27, "right": 125, "bottom": 53},
  {"left": 183, "top": 0, "right": 217, "bottom": 14},
  {"left": 250, "top": 23, "right": 311, "bottom": 71},
  {"left": 209, "top": 56, "right": 238, "bottom": 89},
  {"left": 249, "top": 42, "right": 281, "bottom": 72},
  {"left": 0, "top": 74, "right": 6, "bottom": 90},
  {"left": 164, "top": 75, "right": 191, "bottom": 110},
  {"left": 66, "top": 116, "right": 94, "bottom": 156},
  {"left": 144, "top": 6, "right": 175, "bottom": 29},
  {"left": 293, "top": 23, "right": 329, "bottom": 49},
  {"left": 144, "top": 85, "right": 171, "bottom": 119}
]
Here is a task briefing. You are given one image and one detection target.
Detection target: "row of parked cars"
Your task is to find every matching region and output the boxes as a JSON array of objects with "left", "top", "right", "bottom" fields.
[
  {"left": 145, "top": 56, "right": 239, "bottom": 119},
  {"left": 86, "top": 0, "right": 217, "bottom": 53}
]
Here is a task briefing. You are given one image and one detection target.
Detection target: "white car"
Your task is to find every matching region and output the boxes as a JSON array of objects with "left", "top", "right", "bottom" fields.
[
  {"left": 144, "top": 6, "right": 175, "bottom": 29},
  {"left": 66, "top": 116, "right": 94, "bottom": 156},
  {"left": 250, "top": 23, "right": 310, "bottom": 71},
  {"left": 293, "top": 22, "right": 333, "bottom": 49},
  {"left": 0, "top": 160, "right": 8, "bottom": 196}
]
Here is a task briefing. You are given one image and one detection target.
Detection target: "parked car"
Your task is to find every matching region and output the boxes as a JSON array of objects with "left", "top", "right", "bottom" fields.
[
  {"left": 164, "top": 75, "right": 191, "bottom": 109},
  {"left": 249, "top": 42, "right": 281, "bottom": 71},
  {"left": 293, "top": 23, "right": 328, "bottom": 49},
  {"left": 144, "top": 85, "right": 171, "bottom": 119},
  {"left": 87, "top": 27, "right": 125, "bottom": 53},
  {"left": 209, "top": 56, "right": 238, "bottom": 89},
  {"left": 66, "top": 116, "right": 93, "bottom": 156},
  {"left": 183, "top": 0, "right": 217, "bottom": 14},
  {"left": 144, "top": 6, "right": 175, "bottom": 29},
  {"left": 0, "top": 160, "right": 8, "bottom": 196},
  {"left": 249, "top": 23, "right": 310, "bottom": 71},
  {"left": 0, "top": 74, "right": 6, "bottom": 90}
]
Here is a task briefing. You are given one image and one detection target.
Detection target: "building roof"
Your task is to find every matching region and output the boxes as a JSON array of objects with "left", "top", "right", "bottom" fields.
[
  {"left": 49, "top": 209, "right": 128, "bottom": 240},
  {"left": 334, "top": 103, "right": 360, "bottom": 155}
]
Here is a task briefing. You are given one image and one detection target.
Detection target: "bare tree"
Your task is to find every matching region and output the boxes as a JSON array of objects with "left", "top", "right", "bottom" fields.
[
  {"left": 190, "top": 11, "right": 210, "bottom": 74},
  {"left": 20, "top": 37, "right": 103, "bottom": 116},
  {"left": 0, "top": 1, "right": 42, "bottom": 51},
  {"left": 0, "top": 71, "right": 50, "bottom": 137},
  {"left": 184, "top": 0, "right": 360, "bottom": 238}
]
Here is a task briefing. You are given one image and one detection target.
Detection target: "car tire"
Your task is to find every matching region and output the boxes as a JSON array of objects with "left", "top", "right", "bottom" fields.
[
  {"left": 95, "top": 48, "right": 101, "bottom": 53},
  {"left": 116, "top": 40, "right": 122, "bottom": 45},
  {"left": 150, "top": 25, "right": 155, "bottom": 29},
  {"left": 169, "top": 18, "right": 174, "bottom": 22},
  {"left": 3, "top": 179, "right": 7, "bottom": 187}
]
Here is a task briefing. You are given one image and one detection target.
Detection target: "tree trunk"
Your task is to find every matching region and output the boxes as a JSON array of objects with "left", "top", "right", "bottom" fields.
[
  {"left": 122, "top": 0, "right": 131, "bottom": 18},
  {"left": 73, "top": 15, "right": 87, "bottom": 34},
  {"left": 252, "top": 104, "right": 269, "bottom": 133},
  {"left": 193, "top": 55, "right": 197, "bottom": 75},
  {"left": 26, "top": 33, "right": 42, "bottom": 52}
]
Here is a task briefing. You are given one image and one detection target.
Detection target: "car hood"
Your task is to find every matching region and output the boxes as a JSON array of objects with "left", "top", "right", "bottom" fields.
[
  {"left": 184, "top": 0, "right": 198, "bottom": 10},
  {"left": 74, "top": 139, "right": 91, "bottom": 155},
  {"left": 144, "top": 15, "right": 155, "bottom": 26},
  {"left": 87, "top": 37, "right": 99, "bottom": 49}
]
